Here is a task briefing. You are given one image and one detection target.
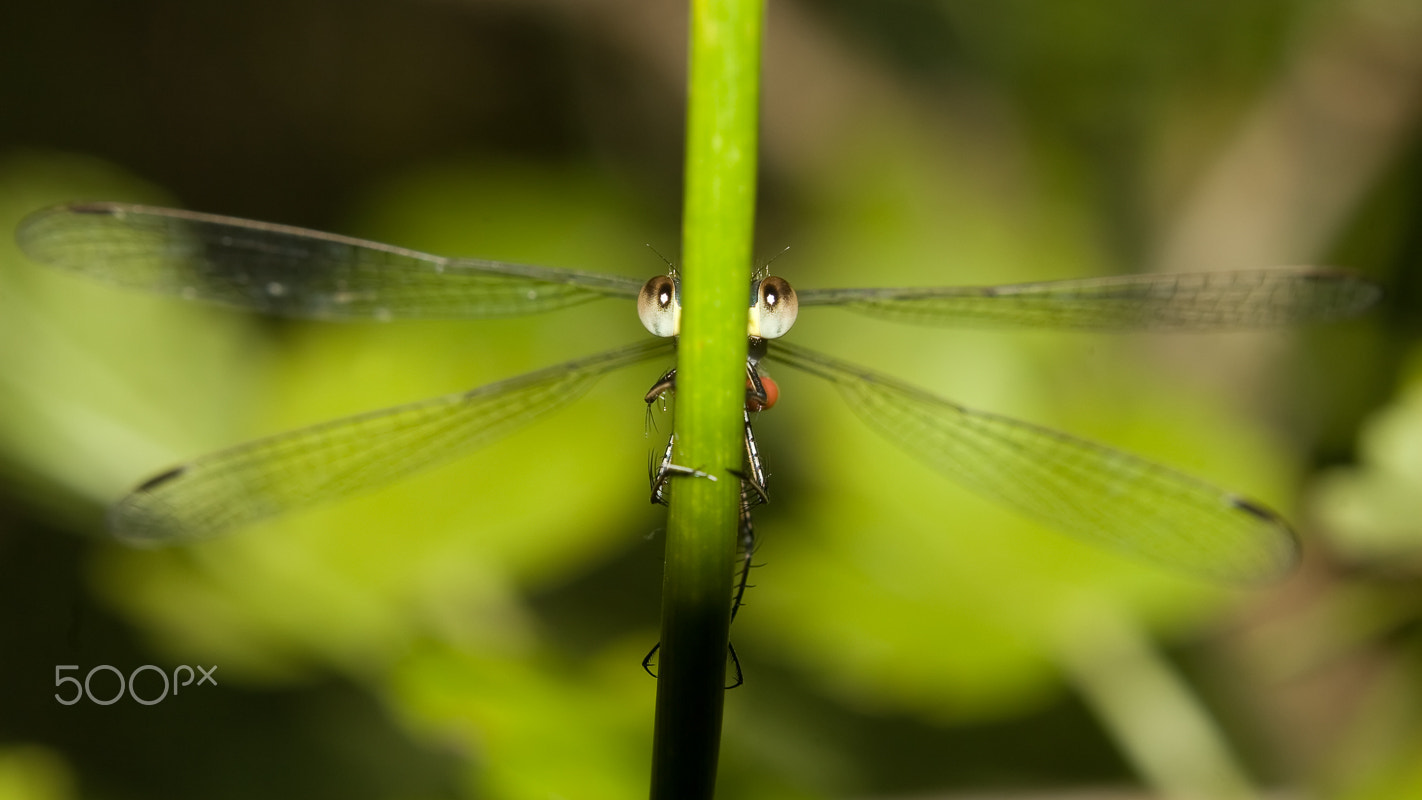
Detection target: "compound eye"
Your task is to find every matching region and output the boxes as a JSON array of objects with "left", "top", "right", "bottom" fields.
[
  {"left": 637, "top": 275, "right": 680, "bottom": 337},
  {"left": 750, "top": 275, "right": 798, "bottom": 339}
]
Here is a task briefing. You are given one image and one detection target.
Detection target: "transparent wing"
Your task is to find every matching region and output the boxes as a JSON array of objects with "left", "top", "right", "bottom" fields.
[
  {"left": 767, "top": 340, "right": 1298, "bottom": 581},
  {"left": 112, "top": 338, "right": 674, "bottom": 543},
  {"left": 797, "top": 269, "right": 1380, "bottom": 330},
  {"left": 17, "top": 202, "right": 645, "bottom": 320}
]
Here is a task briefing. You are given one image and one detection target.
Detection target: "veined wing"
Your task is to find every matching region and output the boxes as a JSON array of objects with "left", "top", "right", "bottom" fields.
[
  {"left": 16, "top": 202, "right": 645, "bottom": 320},
  {"left": 112, "top": 338, "right": 674, "bottom": 544},
  {"left": 797, "top": 269, "right": 1380, "bottom": 330},
  {"left": 767, "top": 340, "right": 1298, "bottom": 581}
]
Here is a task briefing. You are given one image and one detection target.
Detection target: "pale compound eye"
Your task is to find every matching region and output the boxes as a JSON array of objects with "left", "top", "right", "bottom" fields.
[
  {"left": 749, "top": 275, "right": 798, "bottom": 339},
  {"left": 637, "top": 274, "right": 681, "bottom": 337}
]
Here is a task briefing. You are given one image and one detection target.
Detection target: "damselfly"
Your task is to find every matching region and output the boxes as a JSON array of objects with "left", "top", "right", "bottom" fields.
[{"left": 16, "top": 202, "right": 1379, "bottom": 598}]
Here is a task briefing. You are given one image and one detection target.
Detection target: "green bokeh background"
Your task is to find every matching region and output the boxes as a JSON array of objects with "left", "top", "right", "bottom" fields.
[{"left": 2, "top": 1, "right": 1421, "bottom": 798}]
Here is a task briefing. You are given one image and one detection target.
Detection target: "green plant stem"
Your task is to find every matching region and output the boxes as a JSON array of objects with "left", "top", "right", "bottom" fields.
[{"left": 649, "top": 0, "right": 763, "bottom": 798}]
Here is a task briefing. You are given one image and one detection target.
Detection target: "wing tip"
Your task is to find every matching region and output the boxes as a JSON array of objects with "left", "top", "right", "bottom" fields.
[
  {"left": 108, "top": 466, "right": 200, "bottom": 546},
  {"left": 15, "top": 201, "right": 131, "bottom": 265},
  {"left": 1227, "top": 494, "right": 1302, "bottom": 581},
  {"left": 107, "top": 504, "right": 172, "bottom": 548},
  {"left": 1281, "top": 267, "right": 1384, "bottom": 319}
]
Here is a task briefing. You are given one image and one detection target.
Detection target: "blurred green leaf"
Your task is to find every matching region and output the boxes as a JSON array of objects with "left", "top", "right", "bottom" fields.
[
  {"left": 1312, "top": 346, "right": 1422, "bottom": 565},
  {"left": 0, "top": 747, "right": 73, "bottom": 800}
]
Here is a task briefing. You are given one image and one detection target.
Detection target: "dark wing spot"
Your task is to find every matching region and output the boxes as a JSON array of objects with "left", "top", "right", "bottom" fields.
[
  {"left": 135, "top": 465, "right": 188, "bottom": 493},
  {"left": 1229, "top": 495, "right": 1283, "bottom": 523},
  {"left": 67, "top": 203, "right": 118, "bottom": 216}
]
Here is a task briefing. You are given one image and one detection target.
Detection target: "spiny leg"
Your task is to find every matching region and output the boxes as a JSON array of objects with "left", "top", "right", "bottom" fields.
[
  {"left": 639, "top": 452, "right": 739, "bottom": 687},
  {"left": 647, "top": 432, "right": 721, "bottom": 505},
  {"left": 641, "top": 369, "right": 768, "bottom": 688},
  {"left": 729, "top": 411, "right": 767, "bottom": 620}
]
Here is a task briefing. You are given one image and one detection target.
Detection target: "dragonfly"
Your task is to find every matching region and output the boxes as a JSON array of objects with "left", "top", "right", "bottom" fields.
[{"left": 16, "top": 202, "right": 1380, "bottom": 596}]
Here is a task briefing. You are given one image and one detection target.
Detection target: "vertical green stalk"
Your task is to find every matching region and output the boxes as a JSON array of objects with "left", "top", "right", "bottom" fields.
[{"left": 650, "top": 0, "right": 763, "bottom": 798}]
